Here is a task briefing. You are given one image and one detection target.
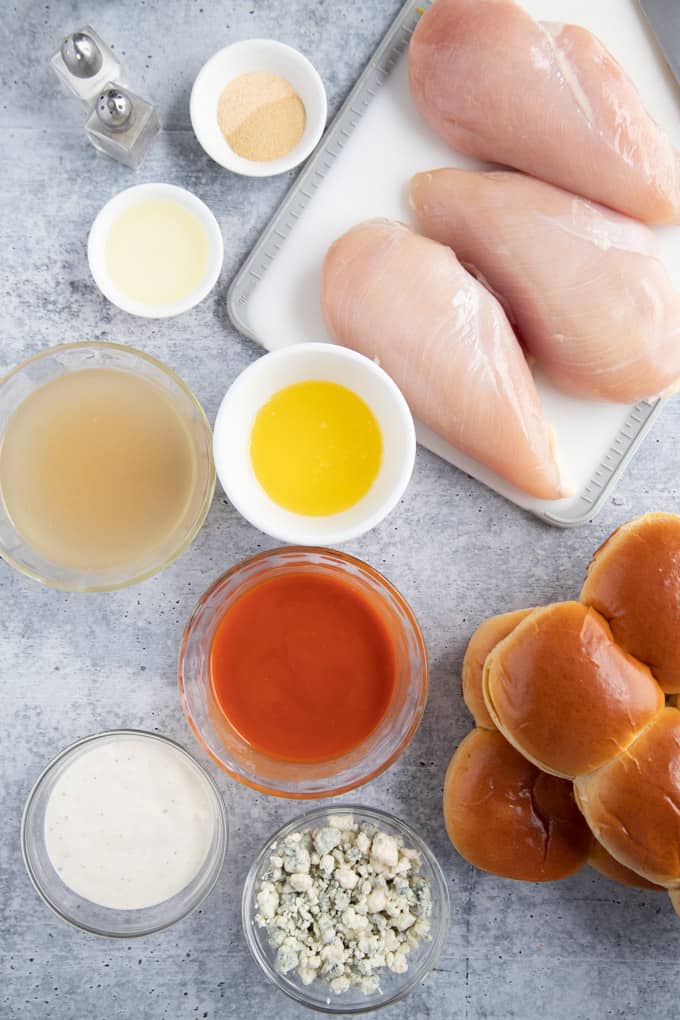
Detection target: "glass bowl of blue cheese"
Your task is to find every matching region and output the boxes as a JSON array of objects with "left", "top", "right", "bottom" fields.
[{"left": 242, "top": 806, "right": 450, "bottom": 1013}]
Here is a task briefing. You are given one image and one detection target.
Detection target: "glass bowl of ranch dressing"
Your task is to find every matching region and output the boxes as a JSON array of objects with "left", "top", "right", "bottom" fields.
[{"left": 21, "top": 730, "right": 228, "bottom": 937}]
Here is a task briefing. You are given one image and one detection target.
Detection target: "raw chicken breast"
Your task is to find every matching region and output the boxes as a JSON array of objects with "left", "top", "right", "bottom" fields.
[
  {"left": 408, "top": 0, "right": 680, "bottom": 224},
  {"left": 320, "top": 219, "right": 565, "bottom": 500},
  {"left": 411, "top": 169, "right": 680, "bottom": 402}
]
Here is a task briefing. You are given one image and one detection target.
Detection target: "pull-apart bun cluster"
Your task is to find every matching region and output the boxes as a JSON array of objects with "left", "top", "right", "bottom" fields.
[{"left": 445, "top": 513, "right": 680, "bottom": 906}]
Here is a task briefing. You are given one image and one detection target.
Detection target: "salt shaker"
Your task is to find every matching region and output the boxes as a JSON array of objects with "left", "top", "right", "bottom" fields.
[{"left": 86, "top": 86, "right": 160, "bottom": 170}]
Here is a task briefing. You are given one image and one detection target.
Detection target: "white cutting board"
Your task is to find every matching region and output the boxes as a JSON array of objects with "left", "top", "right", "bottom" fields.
[{"left": 229, "top": 0, "right": 680, "bottom": 524}]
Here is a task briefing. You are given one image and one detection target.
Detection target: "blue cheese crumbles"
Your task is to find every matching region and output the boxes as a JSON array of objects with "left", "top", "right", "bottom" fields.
[{"left": 254, "top": 814, "right": 432, "bottom": 996}]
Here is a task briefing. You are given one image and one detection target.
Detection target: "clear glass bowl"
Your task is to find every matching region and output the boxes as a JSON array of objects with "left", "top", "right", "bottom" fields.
[
  {"left": 242, "top": 805, "right": 450, "bottom": 1014},
  {"left": 0, "top": 341, "right": 215, "bottom": 591},
  {"left": 178, "top": 547, "right": 428, "bottom": 798},
  {"left": 21, "top": 730, "right": 228, "bottom": 938}
]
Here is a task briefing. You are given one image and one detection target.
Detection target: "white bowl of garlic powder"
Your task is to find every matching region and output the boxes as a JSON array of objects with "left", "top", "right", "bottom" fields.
[{"left": 190, "top": 39, "right": 327, "bottom": 176}]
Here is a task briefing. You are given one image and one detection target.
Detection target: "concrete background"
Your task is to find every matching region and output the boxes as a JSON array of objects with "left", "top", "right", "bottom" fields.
[{"left": 2, "top": 1, "right": 680, "bottom": 1018}]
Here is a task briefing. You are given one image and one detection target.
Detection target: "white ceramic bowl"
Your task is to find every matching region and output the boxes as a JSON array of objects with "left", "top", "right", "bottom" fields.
[
  {"left": 88, "top": 183, "right": 224, "bottom": 318},
  {"left": 190, "top": 39, "right": 327, "bottom": 177},
  {"left": 213, "top": 342, "right": 416, "bottom": 545}
]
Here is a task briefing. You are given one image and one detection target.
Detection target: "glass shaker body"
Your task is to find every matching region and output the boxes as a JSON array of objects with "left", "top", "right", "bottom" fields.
[{"left": 85, "top": 86, "right": 160, "bottom": 170}]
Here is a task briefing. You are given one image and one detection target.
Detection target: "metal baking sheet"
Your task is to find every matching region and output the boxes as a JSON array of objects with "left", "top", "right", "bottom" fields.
[{"left": 227, "top": 0, "right": 679, "bottom": 527}]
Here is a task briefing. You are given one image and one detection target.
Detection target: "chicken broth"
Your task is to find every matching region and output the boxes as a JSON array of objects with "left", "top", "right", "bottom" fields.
[{"left": 0, "top": 368, "right": 197, "bottom": 571}]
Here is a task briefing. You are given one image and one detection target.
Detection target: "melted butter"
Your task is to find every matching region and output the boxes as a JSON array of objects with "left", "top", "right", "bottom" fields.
[{"left": 250, "top": 380, "right": 382, "bottom": 516}]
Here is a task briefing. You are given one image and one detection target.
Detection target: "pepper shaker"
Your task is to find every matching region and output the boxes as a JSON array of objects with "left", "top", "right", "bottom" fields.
[{"left": 51, "top": 25, "right": 123, "bottom": 103}]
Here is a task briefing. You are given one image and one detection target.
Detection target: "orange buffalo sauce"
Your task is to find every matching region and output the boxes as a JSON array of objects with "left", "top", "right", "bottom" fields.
[{"left": 209, "top": 571, "right": 396, "bottom": 763}]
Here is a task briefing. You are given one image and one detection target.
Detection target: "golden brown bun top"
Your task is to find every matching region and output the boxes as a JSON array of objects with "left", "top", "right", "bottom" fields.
[
  {"left": 483, "top": 602, "right": 663, "bottom": 779},
  {"left": 575, "top": 708, "right": 680, "bottom": 887},
  {"left": 461, "top": 609, "right": 534, "bottom": 729},
  {"left": 443, "top": 728, "right": 591, "bottom": 882},
  {"left": 589, "top": 840, "right": 663, "bottom": 892},
  {"left": 581, "top": 512, "right": 680, "bottom": 693}
]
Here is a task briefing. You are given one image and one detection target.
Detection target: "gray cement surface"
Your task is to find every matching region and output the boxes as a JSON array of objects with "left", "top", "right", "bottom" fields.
[{"left": 2, "top": 2, "right": 680, "bottom": 1018}]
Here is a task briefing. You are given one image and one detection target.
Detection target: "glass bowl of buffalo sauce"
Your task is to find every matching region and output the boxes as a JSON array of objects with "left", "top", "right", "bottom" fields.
[{"left": 177, "top": 547, "right": 428, "bottom": 798}]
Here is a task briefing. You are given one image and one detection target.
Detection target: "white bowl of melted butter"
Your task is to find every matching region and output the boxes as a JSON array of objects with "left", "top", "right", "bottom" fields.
[
  {"left": 213, "top": 342, "right": 416, "bottom": 546},
  {"left": 88, "top": 183, "right": 224, "bottom": 318},
  {"left": 21, "top": 730, "right": 228, "bottom": 937}
]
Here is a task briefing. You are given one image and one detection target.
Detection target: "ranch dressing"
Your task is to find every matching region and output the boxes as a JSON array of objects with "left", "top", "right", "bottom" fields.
[{"left": 44, "top": 734, "right": 215, "bottom": 910}]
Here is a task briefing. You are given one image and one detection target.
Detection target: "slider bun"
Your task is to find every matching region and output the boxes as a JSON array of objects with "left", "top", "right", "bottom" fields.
[
  {"left": 575, "top": 708, "right": 680, "bottom": 887},
  {"left": 483, "top": 602, "right": 663, "bottom": 778},
  {"left": 461, "top": 608, "right": 534, "bottom": 729},
  {"left": 581, "top": 512, "right": 680, "bottom": 693},
  {"left": 589, "top": 840, "right": 663, "bottom": 892},
  {"left": 443, "top": 728, "right": 591, "bottom": 882}
]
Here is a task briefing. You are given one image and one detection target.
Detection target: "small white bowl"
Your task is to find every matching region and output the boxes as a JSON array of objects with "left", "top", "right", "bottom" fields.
[
  {"left": 190, "top": 39, "right": 327, "bottom": 177},
  {"left": 213, "top": 343, "right": 416, "bottom": 545},
  {"left": 88, "top": 183, "right": 224, "bottom": 319}
]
